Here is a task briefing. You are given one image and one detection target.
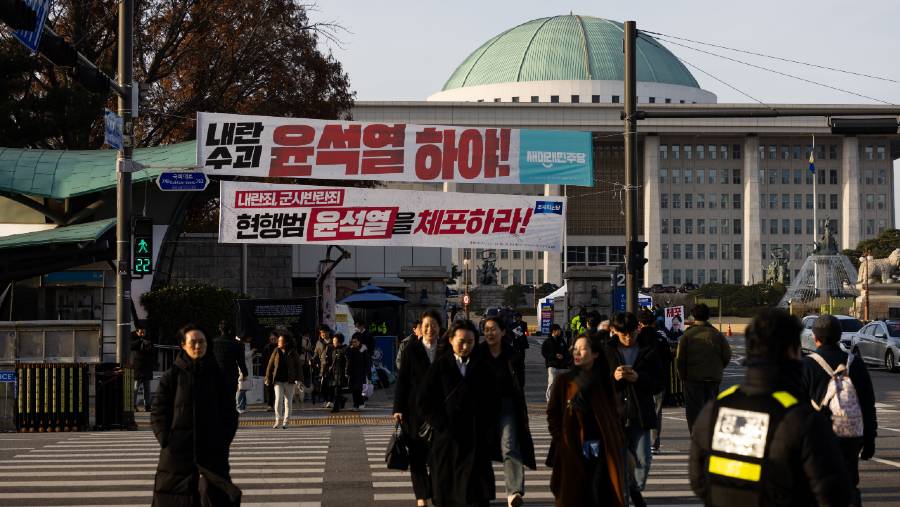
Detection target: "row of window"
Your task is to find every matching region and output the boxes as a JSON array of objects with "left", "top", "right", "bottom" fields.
[
  {"left": 660, "top": 144, "right": 740, "bottom": 161},
  {"left": 864, "top": 219, "right": 890, "bottom": 236},
  {"left": 662, "top": 269, "right": 743, "bottom": 286},
  {"left": 662, "top": 218, "right": 742, "bottom": 236},
  {"left": 759, "top": 168, "right": 837, "bottom": 186},
  {"left": 762, "top": 219, "right": 837, "bottom": 236},
  {"left": 762, "top": 244, "right": 812, "bottom": 262},
  {"left": 662, "top": 243, "right": 743, "bottom": 261},
  {"left": 462, "top": 249, "right": 545, "bottom": 261},
  {"left": 492, "top": 269, "right": 543, "bottom": 286},
  {"left": 481, "top": 95, "right": 695, "bottom": 104},
  {"left": 659, "top": 168, "right": 742, "bottom": 185},
  {"left": 565, "top": 246, "right": 626, "bottom": 266},
  {"left": 661, "top": 193, "right": 742, "bottom": 209}
]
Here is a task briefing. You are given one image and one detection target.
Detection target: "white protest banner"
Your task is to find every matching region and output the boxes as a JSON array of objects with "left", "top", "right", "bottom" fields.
[
  {"left": 665, "top": 306, "right": 685, "bottom": 335},
  {"left": 219, "top": 181, "right": 566, "bottom": 252},
  {"left": 198, "top": 112, "right": 593, "bottom": 186}
]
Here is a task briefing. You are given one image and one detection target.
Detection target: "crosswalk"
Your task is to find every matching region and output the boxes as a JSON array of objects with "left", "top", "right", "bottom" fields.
[
  {"left": 0, "top": 427, "right": 330, "bottom": 507},
  {"left": 363, "top": 423, "right": 701, "bottom": 506}
]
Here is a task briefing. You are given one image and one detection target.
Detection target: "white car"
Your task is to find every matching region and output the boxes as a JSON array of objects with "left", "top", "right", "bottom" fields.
[
  {"left": 800, "top": 315, "right": 862, "bottom": 354},
  {"left": 849, "top": 320, "right": 900, "bottom": 372}
]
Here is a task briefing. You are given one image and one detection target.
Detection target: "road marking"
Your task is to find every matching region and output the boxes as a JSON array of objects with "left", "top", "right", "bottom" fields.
[
  {"left": 880, "top": 427, "right": 900, "bottom": 433},
  {"left": 0, "top": 468, "right": 325, "bottom": 476},
  {"left": 0, "top": 488, "right": 324, "bottom": 500},
  {"left": 872, "top": 457, "right": 900, "bottom": 468}
]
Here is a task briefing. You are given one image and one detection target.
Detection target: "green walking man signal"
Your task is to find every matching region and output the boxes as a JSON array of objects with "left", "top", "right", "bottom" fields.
[{"left": 132, "top": 216, "right": 153, "bottom": 277}]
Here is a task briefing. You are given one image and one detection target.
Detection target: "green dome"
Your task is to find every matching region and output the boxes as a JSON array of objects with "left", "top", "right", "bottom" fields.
[{"left": 442, "top": 15, "right": 699, "bottom": 91}]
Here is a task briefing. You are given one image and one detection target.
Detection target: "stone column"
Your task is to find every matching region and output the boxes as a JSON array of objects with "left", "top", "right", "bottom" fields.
[
  {"left": 743, "top": 135, "right": 762, "bottom": 285},
  {"left": 642, "top": 135, "right": 661, "bottom": 286},
  {"left": 544, "top": 184, "right": 563, "bottom": 286},
  {"left": 841, "top": 137, "right": 860, "bottom": 250}
]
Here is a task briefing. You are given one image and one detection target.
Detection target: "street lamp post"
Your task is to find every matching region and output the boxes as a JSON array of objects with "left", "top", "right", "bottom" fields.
[
  {"left": 463, "top": 258, "right": 470, "bottom": 319},
  {"left": 861, "top": 252, "right": 873, "bottom": 321}
]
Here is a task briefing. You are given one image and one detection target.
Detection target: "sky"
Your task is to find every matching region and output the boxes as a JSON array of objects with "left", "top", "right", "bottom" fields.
[{"left": 316, "top": 0, "right": 900, "bottom": 224}]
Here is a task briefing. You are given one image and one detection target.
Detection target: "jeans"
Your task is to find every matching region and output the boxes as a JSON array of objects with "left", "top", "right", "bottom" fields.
[
  {"left": 684, "top": 380, "right": 721, "bottom": 433},
  {"left": 274, "top": 382, "right": 296, "bottom": 424},
  {"left": 546, "top": 367, "right": 568, "bottom": 402},
  {"left": 625, "top": 424, "right": 652, "bottom": 491},
  {"left": 650, "top": 393, "right": 664, "bottom": 449},
  {"left": 134, "top": 379, "right": 152, "bottom": 411},
  {"left": 499, "top": 397, "right": 525, "bottom": 495},
  {"left": 236, "top": 389, "right": 247, "bottom": 411}
]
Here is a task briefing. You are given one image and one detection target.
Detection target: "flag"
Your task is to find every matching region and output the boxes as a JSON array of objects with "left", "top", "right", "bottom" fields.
[{"left": 808, "top": 153, "right": 815, "bottom": 174}]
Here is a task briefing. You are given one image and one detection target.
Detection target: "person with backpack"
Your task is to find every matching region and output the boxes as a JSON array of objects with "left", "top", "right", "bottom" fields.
[{"left": 801, "top": 314, "right": 877, "bottom": 507}]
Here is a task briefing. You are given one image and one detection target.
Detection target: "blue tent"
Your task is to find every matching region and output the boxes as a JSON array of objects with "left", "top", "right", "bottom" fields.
[{"left": 338, "top": 283, "right": 408, "bottom": 307}]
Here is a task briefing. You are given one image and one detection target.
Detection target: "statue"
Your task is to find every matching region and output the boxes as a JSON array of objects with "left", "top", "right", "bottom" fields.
[
  {"left": 812, "top": 217, "right": 839, "bottom": 255},
  {"left": 477, "top": 250, "right": 500, "bottom": 285},
  {"left": 857, "top": 248, "right": 900, "bottom": 284},
  {"left": 764, "top": 247, "right": 789, "bottom": 285}
]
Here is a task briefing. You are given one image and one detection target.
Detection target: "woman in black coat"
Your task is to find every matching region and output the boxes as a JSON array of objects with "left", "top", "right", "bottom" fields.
[
  {"left": 421, "top": 319, "right": 499, "bottom": 507},
  {"left": 347, "top": 335, "right": 371, "bottom": 410},
  {"left": 151, "top": 324, "right": 239, "bottom": 506},
  {"left": 393, "top": 309, "right": 443, "bottom": 507}
]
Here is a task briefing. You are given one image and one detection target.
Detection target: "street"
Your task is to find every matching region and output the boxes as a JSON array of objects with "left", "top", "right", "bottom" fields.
[{"left": 1, "top": 334, "right": 900, "bottom": 506}]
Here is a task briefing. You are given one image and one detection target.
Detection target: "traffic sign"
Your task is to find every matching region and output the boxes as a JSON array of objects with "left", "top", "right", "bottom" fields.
[
  {"left": 156, "top": 172, "right": 209, "bottom": 192},
  {"left": 13, "top": 0, "right": 50, "bottom": 53},
  {"left": 0, "top": 370, "right": 15, "bottom": 383},
  {"left": 104, "top": 109, "right": 123, "bottom": 150}
]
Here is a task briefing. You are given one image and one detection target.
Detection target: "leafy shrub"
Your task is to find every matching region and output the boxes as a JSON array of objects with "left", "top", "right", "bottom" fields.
[{"left": 141, "top": 284, "right": 243, "bottom": 345}]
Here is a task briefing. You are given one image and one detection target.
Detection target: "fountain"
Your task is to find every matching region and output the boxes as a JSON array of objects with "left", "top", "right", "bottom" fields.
[{"left": 778, "top": 218, "right": 859, "bottom": 310}]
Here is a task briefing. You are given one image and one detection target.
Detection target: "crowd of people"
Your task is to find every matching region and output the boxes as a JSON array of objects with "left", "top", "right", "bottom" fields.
[{"left": 136, "top": 301, "right": 879, "bottom": 507}]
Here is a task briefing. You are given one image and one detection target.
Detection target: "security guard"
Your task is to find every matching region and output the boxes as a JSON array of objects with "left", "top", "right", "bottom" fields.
[{"left": 689, "top": 308, "right": 849, "bottom": 506}]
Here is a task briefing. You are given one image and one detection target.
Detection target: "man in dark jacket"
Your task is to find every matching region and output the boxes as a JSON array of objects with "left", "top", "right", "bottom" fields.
[
  {"left": 676, "top": 304, "right": 732, "bottom": 432},
  {"left": 348, "top": 335, "right": 372, "bottom": 410},
  {"left": 541, "top": 323, "right": 570, "bottom": 402},
  {"left": 801, "top": 314, "right": 877, "bottom": 507},
  {"left": 212, "top": 321, "right": 249, "bottom": 401},
  {"left": 689, "top": 308, "right": 850, "bottom": 507},
  {"left": 638, "top": 309, "right": 672, "bottom": 455},
  {"left": 130, "top": 325, "right": 155, "bottom": 411},
  {"left": 261, "top": 331, "right": 278, "bottom": 410},
  {"left": 605, "top": 312, "right": 664, "bottom": 507}
]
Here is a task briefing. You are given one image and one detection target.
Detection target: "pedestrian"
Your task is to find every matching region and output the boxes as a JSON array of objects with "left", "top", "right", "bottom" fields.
[
  {"left": 675, "top": 304, "right": 732, "bottom": 432},
  {"left": 547, "top": 332, "right": 626, "bottom": 507},
  {"left": 397, "top": 320, "right": 421, "bottom": 371},
  {"left": 638, "top": 309, "right": 672, "bottom": 454},
  {"left": 421, "top": 319, "right": 498, "bottom": 507},
  {"left": 801, "top": 314, "right": 877, "bottom": 507},
  {"left": 212, "top": 321, "right": 248, "bottom": 409},
  {"left": 541, "top": 323, "right": 571, "bottom": 402},
  {"left": 130, "top": 325, "right": 154, "bottom": 412},
  {"left": 261, "top": 331, "right": 278, "bottom": 411},
  {"left": 264, "top": 333, "right": 303, "bottom": 429},
  {"left": 347, "top": 335, "right": 371, "bottom": 411},
  {"left": 297, "top": 333, "right": 314, "bottom": 402},
  {"left": 327, "top": 333, "right": 349, "bottom": 413},
  {"left": 352, "top": 319, "right": 373, "bottom": 357},
  {"left": 151, "top": 324, "right": 239, "bottom": 505},
  {"left": 508, "top": 312, "right": 530, "bottom": 389},
  {"left": 236, "top": 335, "right": 253, "bottom": 413},
  {"left": 604, "top": 312, "right": 663, "bottom": 507},
  {"left": 315, "top": 325, "right": 333, "bottom": 408},
  {"left": 689, "top": 308, "right": 850, "bottom": 506},
  {"left": 478, "top": 316, "right": 536, "bottom": 507},
  {"left": 393, "top": 309, "right": 443, "bottom": 507}
]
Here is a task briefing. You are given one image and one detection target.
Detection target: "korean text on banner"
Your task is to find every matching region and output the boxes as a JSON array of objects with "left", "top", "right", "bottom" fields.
[
  {"left": 197, "top": 112, "right": 592, "bottom": 186},
  {"left": 219, "top": 181, "right": 566, "bottom": 252}
]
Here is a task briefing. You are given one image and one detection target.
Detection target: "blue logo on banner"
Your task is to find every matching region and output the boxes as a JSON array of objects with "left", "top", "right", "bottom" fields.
[
  {"left": 0, "top": 371, "right": 16, "bottom": 383},
  {"left": 519, "top": 129, "right": 593, "bottom": 186},
  {"left": 535, "top": 201, "right": 564, "bottom": 215}
]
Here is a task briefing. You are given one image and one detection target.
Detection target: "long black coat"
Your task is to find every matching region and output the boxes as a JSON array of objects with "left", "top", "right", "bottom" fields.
[
  {"left": 212, "top": 336, "right": 248, "bottom": 393},
  {"left": 421, "top": 351, "right": 499, "bottom": 506},
  {"left": 604, "top": 333, "right": 664, "bottom": 430},
  {"left": 347, "top": 345, "right": 371, "bottom": 387},
  {"left": 151, "top": 351, "right": 238, "bottom": 506},
  {"left": 393, "top": 339, "right": 435, "bottom": 435}
]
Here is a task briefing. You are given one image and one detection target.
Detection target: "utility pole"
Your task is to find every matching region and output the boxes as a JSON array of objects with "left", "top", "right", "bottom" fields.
[
  {"left": 623, "top": 21, "right": 639, "bottom": 313},
  {"left": 115, "top": 0, "right": 134, "bottom": 364}
]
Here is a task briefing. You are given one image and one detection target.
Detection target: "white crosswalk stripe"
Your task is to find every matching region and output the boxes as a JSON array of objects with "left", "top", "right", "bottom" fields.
[
  {"left": 0, "top": 428, "right": 330, "bottom": 507},
  {"left": 362, "top": 425, "right": 701, "bottom": 505}
]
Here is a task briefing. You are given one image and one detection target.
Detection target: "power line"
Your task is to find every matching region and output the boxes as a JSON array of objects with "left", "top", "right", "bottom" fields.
[
  {"left": 650, "top": 34, "right": 896, "bottom": 106},
  {"left": 641, "top": 29, "right": 900, "bottom": 85}
]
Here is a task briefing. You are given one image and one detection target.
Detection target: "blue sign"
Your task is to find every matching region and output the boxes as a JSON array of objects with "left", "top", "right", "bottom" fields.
[
  {"left": 104, "top": 110, "right": 123, "bottom": 150},
  {"left": 13, "top": 0, "right": 50, "bottom": 53},
  {"left": 518, "top": 129, "right": 593, "bottom": 186},
  {"left": 157, "top": 172, "right": 209, "bottom": 191},
  {"left": 612, "top": 287, "right": 653, "bottom": 312},
  {"left": 535, "top": 201, "right": 564, "bottom": 215},
  {"left": 374, "top": 336, "right": 397, "bottom": 373},
  {"left": 0, "top": 371, "right": 16, "bottom": 383},
  {"left": 42, "top": 270, "right": 104, "bottom": 285},
  {"left": 540, "top": 303, "right": 554, "bottom": 335}
]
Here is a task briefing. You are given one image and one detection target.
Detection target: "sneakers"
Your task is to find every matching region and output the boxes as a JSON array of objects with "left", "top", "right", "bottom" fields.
[
  {"left": 508, "top": 492, "right": 524, "bottom": 507},
  {"left": 281, "top": 423, "right": 287, "bottom": 429},
  {"left": 324, "top": 402, "right": 333, "bottom": 409},
  {"left": 272, "top": 422, "right": 279, "bottom": 429},
  {"left": 651, "top": 446, "right": 661, "bottom": 455},
  {"left": 359, "top": 403, "right": 366, "bottom": 409}
]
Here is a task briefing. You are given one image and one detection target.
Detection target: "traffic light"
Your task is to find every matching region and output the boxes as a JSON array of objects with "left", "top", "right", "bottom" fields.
[
  {"left": 628, "top": 240, "right": 649, "bottom": 272},
  {"left": 132, "top": 217, "right": 153, "bottom": 277},
  {"left": 0, "top": 0, "right": 37, "bottom": 30}
]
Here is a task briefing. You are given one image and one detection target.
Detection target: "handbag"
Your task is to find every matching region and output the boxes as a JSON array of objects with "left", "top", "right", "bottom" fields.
[
  {"left": 385, "top": 422, "right": 410, "bottom": 471},
  {"left": 362, "top": 382, "right": 374, "bottom": 399}
]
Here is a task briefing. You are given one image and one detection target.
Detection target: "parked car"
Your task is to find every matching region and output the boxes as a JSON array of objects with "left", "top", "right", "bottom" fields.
[
  {"left": 678, "top": 283, "right": 699, "bottom": 293},
  {"left": 850, "top": 320, "right": 900, "bottom": 372},
  {"left": 650, "top": 284, "right": 665, "bottom": 293},
  {"left": 800, "top": 314, "right": 863, "bottom": 354}
]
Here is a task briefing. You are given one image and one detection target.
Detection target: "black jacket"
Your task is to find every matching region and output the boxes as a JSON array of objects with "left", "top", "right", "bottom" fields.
[
  {"left": 151, "top": 351, "right": 238, "bottom": 504},
  {"left": 347, "top": 345, "right": 371, "bottom": 386},
  {"left": 541, "top": 334, "right": 571, "bottom": 369},
  {"left": 212, "top": 336, "right": 248, "bottom": 393},
  {"left": 689, "top": 360, "right": 850, "bottom": 507},
  {"left": 130, "top": 335, "right": 155, "bottom": 381},
  {"left": 604, "top": 332, "right": 664, "bottom": 430},
  {"left": 801, "top": 344, "right": 877, "bottom": 444},
  {"left": 641, "top": 326, "right": 672, "bottom": 371},
  {"left": 393, "top": 338, "right": 436, "bottom": 435}
]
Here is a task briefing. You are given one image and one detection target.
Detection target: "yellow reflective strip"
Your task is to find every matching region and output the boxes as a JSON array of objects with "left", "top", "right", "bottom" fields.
[
  {"left": 708, "top": 455, "right": 762, "bottom": 482},
  {"left": 717, "top": 384, "right": 739, "bottom": 400},
  {"left": 772, "top": 391, "right": 798, "bottom": 408}
]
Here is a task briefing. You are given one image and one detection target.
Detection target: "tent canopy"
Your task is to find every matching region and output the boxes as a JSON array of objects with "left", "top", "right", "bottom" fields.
[{"left": 339, "top": 283, "right": 408, "bottom": 307}]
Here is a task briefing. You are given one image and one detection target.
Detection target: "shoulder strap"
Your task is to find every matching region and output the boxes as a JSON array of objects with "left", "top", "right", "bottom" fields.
[{"left": 808, "top": 352, "right": 835, "bottom": 377}]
